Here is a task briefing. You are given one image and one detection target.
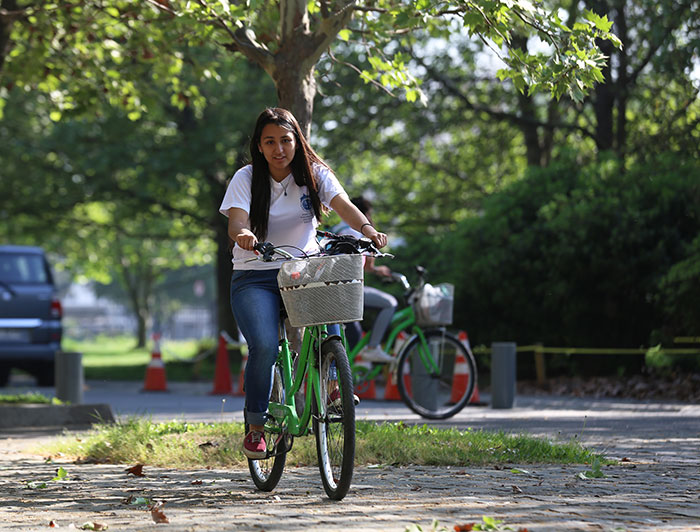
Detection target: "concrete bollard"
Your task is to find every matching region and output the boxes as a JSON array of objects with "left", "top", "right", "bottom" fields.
[
  {"left": 55, "top": 351, "right": 84, "bottom": 405},
  {"left": 491, "top": 342, "right": 516, "bottom": 409},
  {"left": 412, "top": 338, "right": 439, "bottom": 412}
]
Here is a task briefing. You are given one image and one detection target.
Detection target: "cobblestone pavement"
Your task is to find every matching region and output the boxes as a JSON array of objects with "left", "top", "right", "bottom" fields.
[{"left": 1, "top": 391, "right": 699, "bottom": 532}]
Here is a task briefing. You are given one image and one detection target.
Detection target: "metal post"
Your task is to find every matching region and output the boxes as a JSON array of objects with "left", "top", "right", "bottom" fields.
[
  {"left": 55, "top": 351, "right": 84, "bottom": 404},
  {"left": 412, "top": 338, "right": 439, "bottom": 412},
  {"left": 491, "top": 342, "right": 516, "bottom": 409}
]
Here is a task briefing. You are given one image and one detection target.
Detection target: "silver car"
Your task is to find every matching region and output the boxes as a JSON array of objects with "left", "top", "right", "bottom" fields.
[{"left": 0, "top": 245, "right": 62, "bottom": 386}]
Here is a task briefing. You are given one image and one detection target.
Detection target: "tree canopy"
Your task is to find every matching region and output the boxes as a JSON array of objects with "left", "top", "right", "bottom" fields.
[{"left": 1, "top": 0, "right": 620, "bottom": 130}]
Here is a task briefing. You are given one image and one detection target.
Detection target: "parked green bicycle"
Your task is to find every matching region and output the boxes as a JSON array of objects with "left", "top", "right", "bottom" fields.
[
  {"left": 344, "top": 266, "right": 478, "bottom": 420},
  {"left": 242, "top": 234, "right": 384, "bottom": 500}
]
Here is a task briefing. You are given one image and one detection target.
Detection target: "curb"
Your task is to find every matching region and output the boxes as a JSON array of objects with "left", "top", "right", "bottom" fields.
[{"left": 0, "top": 403, "right": 115, "bottom": 429}]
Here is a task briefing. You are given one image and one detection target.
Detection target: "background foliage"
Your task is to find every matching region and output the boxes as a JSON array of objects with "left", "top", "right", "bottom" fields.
[{"left": 1, "top": 0, "right": 698, "bottom": 375}]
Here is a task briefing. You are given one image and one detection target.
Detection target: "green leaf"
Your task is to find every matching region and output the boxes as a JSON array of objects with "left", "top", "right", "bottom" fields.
[
  {"left": 583, "top": 9, "right": 614, "bottom": 32},
  {"left": 337, "top": 29, "right": 351, "bottom": 42},
  {"left": 52, "top": 466, "right": 68, "bottom": 481}
]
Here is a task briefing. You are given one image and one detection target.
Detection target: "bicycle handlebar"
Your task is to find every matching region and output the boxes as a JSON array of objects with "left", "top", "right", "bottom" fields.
[{"left": 249, "top": 231, "right": 393, "bottom": 263}]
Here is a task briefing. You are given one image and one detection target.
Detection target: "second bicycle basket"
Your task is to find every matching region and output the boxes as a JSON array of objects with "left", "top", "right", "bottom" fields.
[
  {"left": 413, "top": 282, "right": 455, "bottom": 327},
  {"left": 277, "top": 254, "right": 364, "bottom": 327}
]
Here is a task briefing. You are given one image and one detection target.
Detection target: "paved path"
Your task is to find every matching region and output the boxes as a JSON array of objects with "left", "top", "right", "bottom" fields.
[{"left": 1, "top": 381, "right": 699, "bottom": 531}]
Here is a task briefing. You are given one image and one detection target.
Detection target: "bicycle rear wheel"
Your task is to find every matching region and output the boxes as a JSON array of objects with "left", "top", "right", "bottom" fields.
[
  {"left": 313, "top": 338, "right": 355, "bottom": 500},
  {"left": 247, "top": 363, "right": 288, "bottom": 491},
  {"left": 396, "top": 330, "right": 476, "bottom": 419}
]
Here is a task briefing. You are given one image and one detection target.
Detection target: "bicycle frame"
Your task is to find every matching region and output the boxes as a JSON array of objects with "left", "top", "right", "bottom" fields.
[
  {"left": 345, "top": 305, "right": 442, "bottom": 380},
  {"left": 265, "top": 322, "right": 330, "bottom": 437}
]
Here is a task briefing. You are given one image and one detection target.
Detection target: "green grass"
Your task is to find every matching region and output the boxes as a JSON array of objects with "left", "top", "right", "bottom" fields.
[
  {"left": 0, "top": 392, "right": 59, "bottom": 404},
  {"left": 63, "top": 335, "right": 225, "bottom": 381},
  {"left": 42, "top": 419, "right": 609, "bottom": 469}
]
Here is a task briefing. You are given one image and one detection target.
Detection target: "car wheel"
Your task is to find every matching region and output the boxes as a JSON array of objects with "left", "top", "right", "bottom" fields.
[
  {"left": 35, "top": 362, "right": 55, "bottom": 387},
  {"left": 0, "top": 365, "right": 10, "bottom": 387}
]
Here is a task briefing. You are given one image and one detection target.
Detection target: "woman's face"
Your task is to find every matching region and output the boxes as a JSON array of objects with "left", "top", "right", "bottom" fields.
[{"left": 258, "top": 123, "right": 297, "bottom": 180}]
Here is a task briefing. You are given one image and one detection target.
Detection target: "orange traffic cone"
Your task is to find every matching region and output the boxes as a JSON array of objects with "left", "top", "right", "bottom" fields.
[
  {"left": 384, "top": 358, "right": 412, "bottom": 400},
  {"left": 455, "top": 330, "right": 480, "bottom": 404},
  {"left": 143, "top": 333, "right": 168, "bottom": 392},
  {"left": 233, "top": 346, "right": 248, "bottom": 397},
  {"left": 210, "top": 333, "right": 233, "bottom": 395},
  {"left": 353, "top": 351, "right": 376, "bottom": 400},
  {"left": 393, "top": 330, "right": 408, "bottom": 356}
]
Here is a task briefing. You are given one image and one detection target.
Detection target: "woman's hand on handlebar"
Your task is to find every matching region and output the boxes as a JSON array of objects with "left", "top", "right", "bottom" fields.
[
  {"left": 364, "top": 227, "right": 388, "bottom": 249},
  {"left": 236, "top": 229, "right": 258, "bottom": 251}
]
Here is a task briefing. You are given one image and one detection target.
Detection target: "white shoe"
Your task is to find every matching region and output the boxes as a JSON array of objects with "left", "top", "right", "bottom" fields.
[{"left": 360, "top": 346, "right": 395, "bottom": 363}]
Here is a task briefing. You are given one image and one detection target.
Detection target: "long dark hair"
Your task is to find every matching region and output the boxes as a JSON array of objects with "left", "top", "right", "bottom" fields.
[{"left": 248, "top": 107, "right": 329, "bottom": 241}]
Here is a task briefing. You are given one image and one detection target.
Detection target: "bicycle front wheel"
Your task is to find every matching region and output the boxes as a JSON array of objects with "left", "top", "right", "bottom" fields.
[
  {"left": 396, "top": 330, "right": 477, "bottom": 419},
  {"left": 248, "top": 363, "right": 288, "bottom": 491},
  {"left": 313, "top": 337, "right": 355, "bottom": 500}
]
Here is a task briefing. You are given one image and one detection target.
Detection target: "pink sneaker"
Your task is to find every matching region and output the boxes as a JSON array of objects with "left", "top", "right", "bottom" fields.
[
  {"left": 242, "top": 431, "right": 267, "bottom": 459},
  {"left": 328, "top": 388, "right": 360, "bottom": 408}
]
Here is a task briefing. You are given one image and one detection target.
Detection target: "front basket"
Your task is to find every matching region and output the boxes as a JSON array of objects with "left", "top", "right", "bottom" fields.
[{"left": 277, "top": 254, "right": 364, "bottom": 327}]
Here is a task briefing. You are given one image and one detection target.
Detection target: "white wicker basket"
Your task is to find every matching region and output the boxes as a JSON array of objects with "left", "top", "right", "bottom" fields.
[
  {"left": 277, "top": 254, "right": 364, "bottom": 327},
  {"left": 413, "top": 282, "right": 454, "bottom": 327}
]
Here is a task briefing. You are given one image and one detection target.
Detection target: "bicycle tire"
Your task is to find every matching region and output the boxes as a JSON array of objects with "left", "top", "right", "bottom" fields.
[
  {"left": 313, "top": 338, "right": 355, "bottom": 500},
  {"left": 396, "top": 330, "right": 477, "bottom": 420},
  {"left": 247, "top": 363, "right": 288, "bottom": 491}
]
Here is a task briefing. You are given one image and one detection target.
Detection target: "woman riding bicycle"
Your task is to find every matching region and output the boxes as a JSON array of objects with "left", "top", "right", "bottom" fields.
[{"left": 219, "top": 107, "right": 387, "bottom": 459}]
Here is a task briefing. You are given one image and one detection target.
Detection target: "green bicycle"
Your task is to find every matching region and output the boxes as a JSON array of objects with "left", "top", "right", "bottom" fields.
[
  {"left": 345, "top": 266, "right": 478, "bottom": 420},
  {"left": 242, "top": 235, "right": 382, "bottom": 500}
]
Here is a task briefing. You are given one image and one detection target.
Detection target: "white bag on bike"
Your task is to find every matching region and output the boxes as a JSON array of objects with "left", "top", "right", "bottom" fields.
[{"left": 413, "top": 283, "right": 454, "bottom": 327}]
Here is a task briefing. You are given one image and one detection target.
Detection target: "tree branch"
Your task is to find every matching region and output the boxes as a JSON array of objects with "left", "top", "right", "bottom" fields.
[{"left": 415, "top": 54, "right": 595, "bottom": 140}]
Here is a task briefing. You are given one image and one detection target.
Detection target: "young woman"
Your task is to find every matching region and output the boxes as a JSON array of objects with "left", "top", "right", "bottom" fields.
[{"left": 219, "top": 107, "right": 387, "bottom": 459}]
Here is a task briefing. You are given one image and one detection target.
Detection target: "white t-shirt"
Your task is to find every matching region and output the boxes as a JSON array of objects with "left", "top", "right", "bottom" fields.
[{"left": 219, "top": 164, "right": 347, "bottom": 270}]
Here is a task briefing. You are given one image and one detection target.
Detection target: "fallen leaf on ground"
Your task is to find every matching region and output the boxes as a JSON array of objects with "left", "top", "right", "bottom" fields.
[
  {"left": 190, "top": 480, "right": 203, "bottom": 485},
  {"left": 52, "top": 467, "right": 68, "bottom": 481},
  {"left": 149, "top": 501, "right": 169, "bottom": 524},
  {"left": 125, "top": 464, "right": 145, "bottom": 477},
  {"left": 79, "top": 522, "right": 108, "bottom": 530},
  {"left": 123, "top": 495, "right": 150, "bottom": 506},
  {"left": 510, "top": 468, "right": 531, "bottom": 475},
  {"left": 454, "top": 524, "right": 475, "bottom": 531},
  {"left": 49, "top": 521, "right": 58, "bottom": 527}
]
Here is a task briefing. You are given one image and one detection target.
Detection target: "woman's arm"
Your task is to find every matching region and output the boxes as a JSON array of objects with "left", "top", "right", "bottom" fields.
[
  {"left": 227, "top": 207, "right": 258, "bottom": 251},
  {"left": 330, "top": 194, "right": 388, "bottom": 249}
]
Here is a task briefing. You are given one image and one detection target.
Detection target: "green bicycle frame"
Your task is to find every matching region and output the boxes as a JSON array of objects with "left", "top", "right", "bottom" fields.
[
  {"left": 345, "top": 305, "right": 441, "bottom": 380},
  {"left": 266, "top": 324, "right": 330, "bottom": 437}
]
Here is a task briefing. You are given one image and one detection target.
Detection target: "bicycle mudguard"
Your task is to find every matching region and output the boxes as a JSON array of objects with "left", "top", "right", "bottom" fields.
[{"left": 321, "top": 334, "right": 342, "bottom": 346}]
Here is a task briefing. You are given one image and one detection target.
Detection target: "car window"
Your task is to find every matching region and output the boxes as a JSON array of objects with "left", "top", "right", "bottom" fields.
[{"left": 0, "top": 254, "right": 48, "bottom": 283}]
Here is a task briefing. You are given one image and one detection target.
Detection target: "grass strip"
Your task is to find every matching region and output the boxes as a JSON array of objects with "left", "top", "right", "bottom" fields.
[
  {"left": 63, "top": 335, "right": 220, "bottom": 381},
  {"left": 43, "top": 418, "right": 607, "bottom": 469},
  {"left": 0, "top": 392, "right": 57, "bottom": 404}
]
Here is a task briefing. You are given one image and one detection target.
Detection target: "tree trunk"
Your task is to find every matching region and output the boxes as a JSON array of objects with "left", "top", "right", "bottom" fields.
[
  {"left": 615, "top": 2, "right": 628, "bottom": 161},
  {"left": 512, "top": 34, "right": 545, "bottom": 167},
  {"left": 215, "top": 216, "right": 236, "bottom": 338},
  {"left": 0, "top": 0, "right": 18, "bottom": 73},
  {"left": 274, "top": 60, "right": 317, "bottom": 137},
  {"left": 589, "top": 0, "right": 615, "bottom": 153}
]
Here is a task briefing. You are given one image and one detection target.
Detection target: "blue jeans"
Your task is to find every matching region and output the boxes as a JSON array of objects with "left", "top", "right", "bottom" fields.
[{"left": 230, "top": 269, "right": 339, "bottom": 426}]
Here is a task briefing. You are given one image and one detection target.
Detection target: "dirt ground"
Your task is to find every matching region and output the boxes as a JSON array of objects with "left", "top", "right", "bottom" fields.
[
  {"left": 2, "top": 394, "right": 700, "bottom": 532},
  {"left": 516, "top": 370, "right": 700, "bottom": 403}
]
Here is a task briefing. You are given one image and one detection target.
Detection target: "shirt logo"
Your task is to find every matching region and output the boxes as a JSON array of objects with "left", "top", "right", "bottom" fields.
[{"left": 300, "top": 193, "right": 314, "bottom": 223}]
